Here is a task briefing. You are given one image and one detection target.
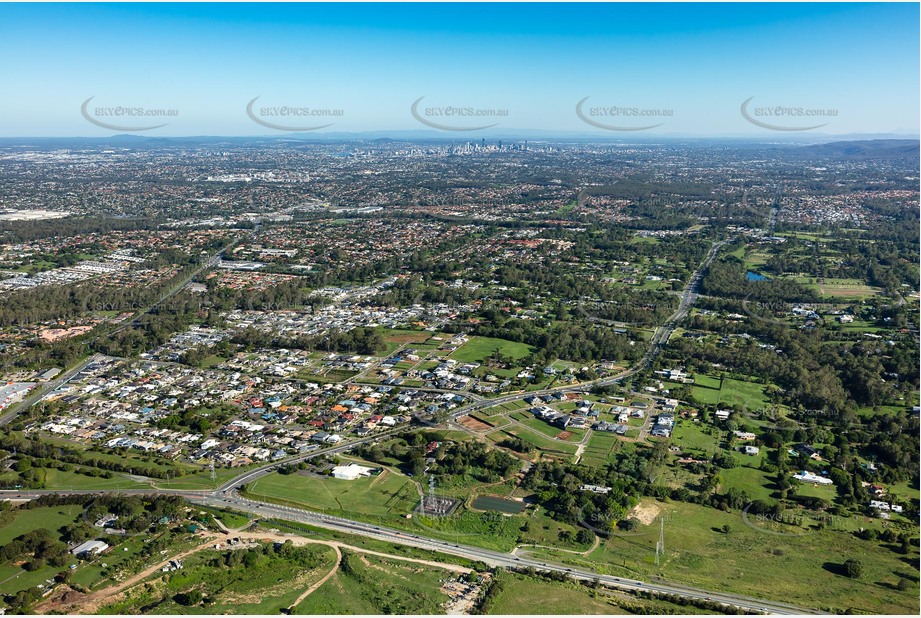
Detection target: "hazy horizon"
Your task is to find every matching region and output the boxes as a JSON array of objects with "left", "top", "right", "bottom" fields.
[{"left": 0, "top": 2, "right": 918, "bottom": 138}]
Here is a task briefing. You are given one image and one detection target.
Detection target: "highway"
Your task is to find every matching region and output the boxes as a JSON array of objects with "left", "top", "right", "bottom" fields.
[
  {"left": 0, "top": 354, "right": 104, "bottom": 427},
  {"left": 429, "top": 238, "right": 733, "bottom": 418},
  {"left": 4, "top": 237, "right": 733, "bottom": 499},
  {"left": 0, "top": 234, "right": 243, "bottom": 424},
  {"left": 0, "top": 483, "right": 826, "bottom": 614},
  {"left": 188, "top": 491, "right": 820, "bottom": 615},
  {"left": 0, "top": 236, "right": 811, "bottom": 613}
]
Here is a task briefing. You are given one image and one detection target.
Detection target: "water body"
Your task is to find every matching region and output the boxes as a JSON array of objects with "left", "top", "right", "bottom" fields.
[
  {"left": 747, "top": 271, "right": 769, "bottom": 281},
  {"left": 472, "top": 495, "right": 525, "bottom": 514}
]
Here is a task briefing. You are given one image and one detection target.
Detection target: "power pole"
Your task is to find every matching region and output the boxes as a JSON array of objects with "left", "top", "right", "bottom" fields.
[
  {"left": 660, "top": 515, "right": 665, "bottom": 554},
  {"left": 654, "top": 515, "right": 665, "bottom": 566}
]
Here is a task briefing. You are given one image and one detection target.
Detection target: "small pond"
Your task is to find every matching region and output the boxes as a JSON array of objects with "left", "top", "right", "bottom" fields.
[{"left": 472, "top": 495, "right": 526, "bottom": 514}]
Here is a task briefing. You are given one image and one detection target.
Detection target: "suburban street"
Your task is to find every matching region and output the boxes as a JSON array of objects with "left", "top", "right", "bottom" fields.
[{"left": 0, "top": 236, "right": 811, "bottom": 614}]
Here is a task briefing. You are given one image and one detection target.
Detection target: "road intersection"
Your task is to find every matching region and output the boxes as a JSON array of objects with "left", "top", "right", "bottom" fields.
[{"left": 0, "top": 237, "right": 817, "bottom": 614}]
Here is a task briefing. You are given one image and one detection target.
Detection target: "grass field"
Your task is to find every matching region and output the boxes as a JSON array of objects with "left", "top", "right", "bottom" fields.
[
  {"left": 719, "top": 466, "right": 774, "bottom": 502},
  {"left": 101, "top": 543, "right": 338, "bottom": 615},
  {"left": 520, "top": 417, "right": 567, "bottom": 439},
  {"left": 0, "top": 504, "right": 83, "bottom": 547},
  {"left": 490, "top": 426, "right": 578, "bottom": 456},
  {"left": 295, "top": 551, "right": 451, "bottom": 615},
  {"left": 807, "top": 278, "right": 883, "bottom": 299},
  {"left": 377, "top": 327, "right": 432, "bottom": 355},
  {"left": 527, "top": 499, "right": 919, "bottom": 615},
  {"left": 450, "top": 336, "right": 535, "bottom": 363},
  {"left": 690, "top": 375, "right": 769, "bottom": 411},
  {"left": 582, "top": 432, "right": 619, "bottom": 467},
  {"left": 670, "top": 422, "right": 721, "bottom": 454},
  {"left": 248, "top": 469, "right": 586, "bottom": 554},
  {"left": 485, "top": 572, "right": 623, "bottom": 614},
  {"left": 691, "top": 374, "right": 722, "bottom": 389},
  {"left": 37, "top": 467, "right": 152, "bottom": 491},
  {"left": 245, "top": 469, "right": 419, "bottom": 519}
]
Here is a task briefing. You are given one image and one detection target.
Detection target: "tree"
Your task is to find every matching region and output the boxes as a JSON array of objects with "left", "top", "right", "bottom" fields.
[
  {"left": 174, "top": 590, "right": 203, "bottom": 606},
  {"left": 843, "top": 558, "right": 863, "bottom": 579}
]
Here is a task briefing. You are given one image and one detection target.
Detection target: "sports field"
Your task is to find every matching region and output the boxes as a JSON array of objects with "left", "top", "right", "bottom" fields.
[{"left": 245, "top": 468, "right": 419, "bottom": 518}]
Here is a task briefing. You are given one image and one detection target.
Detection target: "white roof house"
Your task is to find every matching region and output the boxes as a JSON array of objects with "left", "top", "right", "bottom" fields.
[
  {"left": 332, "top": 463, "right": 374, "bottom": 481},
  {"left": 793, "top": 471, "right": 833, "bottom": 485},
  {"left": 71, "top": 540, "right": 109, "bottom": 557}
]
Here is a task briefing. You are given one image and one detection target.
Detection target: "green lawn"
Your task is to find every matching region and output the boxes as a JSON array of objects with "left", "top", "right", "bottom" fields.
[
  {"left": 0, "top": 504, "right": 83, "bottom": 546},
  {"left": 528, "top": 499, "right": 919, "bottom": 615},
  {"left": 486, "top": 572, "right": 623, "bottom": 614},
  {"left": 38, "top": 467, "right": 152, "bottom": 491},
  {"left": 520, "top": 417, "right": 568, "bottom": 439},
  {"left": 719, "top": 466, "right": 774, "bottom": 502},
  {"left": 295, "top": 551, "right": 451, "bottom": 615},
  {"left": 490, "top": 427, "right": 578, "bottom": 456},
  {"left": 719, "top": 378, "right": 770, "bottom": 410},
  {"left": 244, "top": 468, "right": 419, "bottom": 519},
  {"left": 450, "top": 336, "right": 535, "bottom": 363},
  {"left": 690, "top": 376, "right": 769, "bottom": 411},
  {"left": 671, "top": 422, "right": 721, "bottom": 454},
  {"left": 692, "top": 374, "right": 722, "bottom": 389},
  {"left": 582, "top": 433, "right": 619, "bottom": 467}
]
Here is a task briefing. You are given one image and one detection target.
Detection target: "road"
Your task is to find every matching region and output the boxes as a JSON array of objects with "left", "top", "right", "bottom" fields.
[
  {"left": 0, "top": 235, "right": 243, "bottom": 425},
  {"left": 439, "top": 238, "right": 732, "bottom": 419},
  {"left": 105, "top": 234, "right": 243, "bottom": 339},
  {"left": 0, "top": 354, "right": 104, "bottom": 426},
  {"left": 189, "top": 492, "right": 820, "bottom": 615},
  {"left": 0, "top": 237, "right": 802, "bottom": 613},
  {"left": 4, "top": 237, "right": 729, "bottom": 495}
]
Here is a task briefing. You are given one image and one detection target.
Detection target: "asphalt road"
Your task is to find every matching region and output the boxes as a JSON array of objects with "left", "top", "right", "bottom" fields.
[
  {"left": 0, "top": 235, "right": 244, "bottom": 425},
  {"left": 191, "top": 492, "right": 821, "bottom": 615},
  {"left": 437, "top": 238, "right": 732, "bottom": 418},
  {"left": 0, "top": 354, "right": 104, "bottom": 426},
  {"left": 1, "top": 237, "right": 807, "bottom": 614}
]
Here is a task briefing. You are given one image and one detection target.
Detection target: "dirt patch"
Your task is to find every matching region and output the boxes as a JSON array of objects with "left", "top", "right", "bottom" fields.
[
  {"left": 370, "top": 467, "right": 390, "bottom": 486},
  {"left": 556, "top": 431, "right": 573, "bottom": 441},
  {"left": 458, "top": 415, "right": 491, "bottom": 432},
  {"left": 356, "top": 554, "right": 411, "bottom": 582},
  {"left": 628, "top": 500, "right": 662, "bottom": 525},
  {"left": 34, "top": 585, "right": 87, "bottom": 613}
]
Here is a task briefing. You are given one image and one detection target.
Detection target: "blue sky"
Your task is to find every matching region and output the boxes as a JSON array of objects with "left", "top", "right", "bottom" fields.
[{"left": 0, "top": 2, "right": 917, "bottom": 136}]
